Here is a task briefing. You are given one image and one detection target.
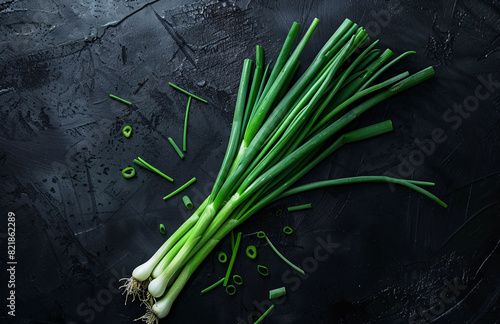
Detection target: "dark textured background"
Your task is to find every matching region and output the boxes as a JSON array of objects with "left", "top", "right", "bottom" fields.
[{"left": 1, "top": 0, "right": 499, "bottom": 323}]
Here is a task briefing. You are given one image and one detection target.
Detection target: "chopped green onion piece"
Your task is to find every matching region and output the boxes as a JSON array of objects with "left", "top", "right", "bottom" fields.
[
  {"left": 159, "top": 224, "right": 166, "bottom": 234},
  {"left": 122, "top": 125, "right": 132, "bottom": 138},
  {"left": 223, "top": 232, "right": 242, "bottom": 287},
  {"left": 200, "top": 277, "right": 224, "bottom": 294},
  {"left": 169, "top": 82, "right": 208, "bottom": 103},
  {"left": 182, "top": 195, "right": 193, "bottom": 209},
  {"left": 183, "top": 96, "right": 192, "bottom": 152},
  {"left": 269, "top": 287, "right": 286, "bottom": 299},
  {"left": 225, "top": 284, "right": 236, "bottom": 295},
  {"left": 254, "top": 304, "right": 275, "bottom": 324},
  {"left": 134, "top": 157, "right": 173, "bottom": 182},
  {"left": 232, "top": 274, "right": 243, "bottom": 285},
  {"left": 283, "top": 226, "right": 293, "bottom": 235},
  {"left": 275, "top": 208, "right": 283, "bottom": 217},
  {"left": 109, "top": 94, "right": 132, "bottom": 105},
  {"left": 257, "top": 231, "right": 266, "bottom": 238},
  {"left": 287, "top": 203, "right": 312, "bottom": 212},
  {"left": 122, "top": 167, "right": 135, "bottom": 179},
  {"left": 257, "top": 265, "right": 269, "bottom": 276},
  {"left": 163, "top": 177, "right": 197, "bottom": 200},
  {"left": 258, "top": 231, "right": 305, "bottom": 275},
  {"left": 218, "top": 251, "right": 227, "bottom": 263},
  {"left": 168, "top": 137, "right": 185, "bottom": 159},
  {"left": 246, "top": 245, "right": 257, "bottom": 259}
]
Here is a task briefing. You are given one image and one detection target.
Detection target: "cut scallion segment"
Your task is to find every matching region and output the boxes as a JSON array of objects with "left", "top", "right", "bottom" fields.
[
  {"left": 232, "top": 274, "right": 243, "bottom": 285},
  {"left": 134, "top": 157, "right": 173, "bottom": 182},
  {"left": 122, "top": 167, "right": 135, "bottom": 179},
  {"left": 257, "top": 265, "right": 269, "bottom": 276},
  {"left": 218, "top": 251, "right": 227, "bottom": 263},
  {"left": 269, "top": 287, "right": 286, "bottom": 299},
  {"left": 163, "top": 177, "right": 197, "bottom": 200},
  {"left": 200, "top": 277, "right": 224, "bottom": 294},
  {"left": 223, "top": 232, "right": 242, "bottom": 287},
  {"left": 283, "top": 226, "right": 293, "bottom": 235},
  {"left": 183, "top": 96, "right": 192, "bottom": 152},
  {"left": 109, "top": 94, "right": 132, "bottom": 105},
  {"left": 287, "top": 203, "right": 312, "bottom": 212},
  {"left": 254, "top": 304, "right": 275, "bottom": 324},
  {"left": 246, "top": 245, "right": 257, "bottom": 259},
  {"left": 159, "top": 224, "right": 166, "bottom": 235},
  {"left": 182, "top": 195, "right": 194, "bottom": 209},
  {"left": 168, "top": 137, "right": 185, "bottom": 159},
  {"left": 258, "top": 231, "right": 305, "bottom": 275},
  {"left": 122, "top": 125, "right": 132, "bottom": 138},
  {"left": 169, "top": 82, "right": 208, "bottom": 103},
  {"left": 225, "top": 284, "right": 236, "bottom": 295}
]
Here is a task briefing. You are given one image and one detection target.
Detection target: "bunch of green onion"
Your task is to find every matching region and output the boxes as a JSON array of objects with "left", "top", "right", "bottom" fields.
[{"left": 122, "top": 18, "right": 446, "bottom": 323}]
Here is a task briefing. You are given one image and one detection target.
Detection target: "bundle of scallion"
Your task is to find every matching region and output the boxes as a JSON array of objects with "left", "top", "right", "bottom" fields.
[{"left": 122, "top": 18, "right": 446, "bottom": 323}]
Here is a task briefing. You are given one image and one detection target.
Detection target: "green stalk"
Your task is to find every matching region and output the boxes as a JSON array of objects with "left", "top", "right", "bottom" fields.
[{"left": 209, "top": 59, "right": 253, "bottom": 203}]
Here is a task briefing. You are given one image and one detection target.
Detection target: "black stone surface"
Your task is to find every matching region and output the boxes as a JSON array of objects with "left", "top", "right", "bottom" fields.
[{"left": 1, "top": 0, "right": 499, "bottom": 323}]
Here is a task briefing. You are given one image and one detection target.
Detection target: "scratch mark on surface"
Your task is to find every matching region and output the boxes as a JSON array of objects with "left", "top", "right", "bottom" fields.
[
  {"left": 473, "top": 238, "right": 499, "bottom": 280},
  {"left": 439, "top": 202, "right": 497, "bottom": 250},
  {"left": 152, "top": 8, "right": 197, "bottom": 67},
  {"left": 84, "top": 154, "right": 99, "bottom": 222},
  {"left": 74, "top": 223, "right": 104, "bottom": 236},
  {"left": 34, "top": 183, "right": 98, "bottom": 260},
  {"left": 133, "top": 77, "right": 149, "bottom": 95},
  {"left": 464, "top": 147, "right": 480, "bottom": 221}
]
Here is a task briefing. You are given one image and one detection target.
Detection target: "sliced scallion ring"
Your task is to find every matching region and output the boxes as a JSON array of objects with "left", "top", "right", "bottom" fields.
[
  {"left": 283, "top": 226, "right": 293, "bottom": 235},
  {"left": 232, "top": 275, "right": 243, "bottom": 285},
  {"left": 225, "top": 284, "right": 236, "bottom": 295},
  {"left": 257, "top": 265, "right": 269, "bottom": 276},
  {"left": 122, "top": 167, "right": 135, "bottom": 179},
  {"left": 246, "top": 245, "right": 257, "bottom": 259},
  {"left": 182, "top": 195, "right": 193, "bottom": 209},
  {"left": 122, "top": 125, "right": 132, "bottom": 138},
  {"left": 218, "top": 251, "right": 227, "bottom": 263},
  {"left": 159, "top": 224, "right": 166, "bottom": 234}
]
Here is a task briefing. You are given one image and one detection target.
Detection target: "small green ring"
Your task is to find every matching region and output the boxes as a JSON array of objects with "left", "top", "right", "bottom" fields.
[
  {"left": 232, "top": 275, "right": 243, "bottom": 285},
  {"left": 218, "top": 251, "right": 227, "bottom": 263},
  {"left": 257, "top": 265, "right": 269, "bottom": 276},
  {"left": 246, "top": 245, "right": 257, "bottom": 259},
  {"left": 283, "top": 226, "right": 293, "bottom": 235},
  {"left": 275, "top": 208, "right": 283, "bottom": 217},
  {"left": 122, "top": 167, "right": 136, "bottom": 179},
  {"left": 257, "top": 231, "right": 266, "bottom": 239},
  {"left": 159, "top": 224, "right": 166, "bottom": 234},
  {"left": 122, "top": 125, "right": 132, "bottom": 138},
  {"left": 225, "top": 284, "right": 236, "bottom": 295}
]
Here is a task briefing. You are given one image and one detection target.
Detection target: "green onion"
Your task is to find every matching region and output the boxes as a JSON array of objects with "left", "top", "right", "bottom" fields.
[
  {"left": 200, "top": 277, "right": 224, "bottom": 294},
  {"left": 168, "top": 137, "right": 185, "bottom": 159},
  {"left": 133, "top": 157, "right": 173, "bottom": 182},
  {"left": 122, "top": 167, "right": 135, "bottom": 179},
  {"left": 183, "top": 96, "right": 192, "bottom": 152},
  {"left": 232, "top": 274, "right": 243, "bottom": 285},
  {"left": 275, "top": 209, "right": 283, "bottom": 217},
  {"left": 225, "top": 284, "right": 236, "bottom": 295},
  {"left": 159, "top": 224, "right": 166, "bottom": 235},
  {"left": 123, "top": 18, "right": 447, "bottom": 322},
  {"left": 223, "top": 232, "right": 241, "bottom": 287},
  {"left": 283, "top": 226, "right": 293, "bottom": 235},
  {"left": 257, "top": 265, "right": 269, "bottom": 276},
  {"left": 269, "top": 287, "right": 286, "bottom": 299},
  {"left": 182, "top": 195, "right": 194, "bottom": 209},
  {"left": 169, "top": 82, "right": 208, "bottom": 103},
  {"left": 246, "top": 245, "right": 257, "bottom": 259},
  {"left": 258, "top": 231, "right": 305, "bottom": 275},
  {"left": 287, "top": 203, "right": 312, "bottom": 212},
  {"left": 163, "top": 177, "right": 196, "bottom": 200},
  {"left": 109, "top": 94, "right": 132, "bottom": 105},
  {"left": 254, "top": 304, "right": 275, "bottom": 324},
  {"left": 122, "top": 125, "right": 132, "bottom": 138},
  {"left": 218, "top": 251, "right": 227, "bottom": 263}
]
